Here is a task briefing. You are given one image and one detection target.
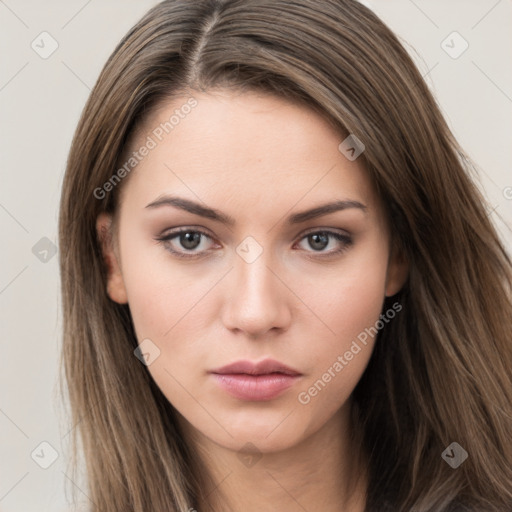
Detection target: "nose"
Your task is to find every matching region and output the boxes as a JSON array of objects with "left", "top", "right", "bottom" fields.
[{"left": 220, "top": 251, "right": 292, "bottom": 338}]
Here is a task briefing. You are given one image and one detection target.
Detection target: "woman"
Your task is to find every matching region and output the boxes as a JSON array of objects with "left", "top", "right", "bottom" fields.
[{"left": 58, "top": 1, "right": 512, "bottom": 511}]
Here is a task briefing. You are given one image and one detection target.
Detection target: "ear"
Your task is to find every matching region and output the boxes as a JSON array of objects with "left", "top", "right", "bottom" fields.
[
  {"left": 384, "top": 240, "right": 409, "bottom": 297},
  {"left": 96, "top": 212, "right": 128, "bottom": 304}
]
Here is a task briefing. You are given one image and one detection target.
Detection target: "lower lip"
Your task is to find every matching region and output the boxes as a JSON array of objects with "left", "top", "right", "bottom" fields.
[{"left": 211, "top": 373, "right": 301, "bottom": 401}]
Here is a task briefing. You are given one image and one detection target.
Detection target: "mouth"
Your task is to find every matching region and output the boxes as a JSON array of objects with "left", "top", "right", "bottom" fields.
[
  {"left": 209, "top": 358, "right": 302, "bottom": 401},
  {"left": 210, "top": 358, "right": 302, "bottom": 376}
]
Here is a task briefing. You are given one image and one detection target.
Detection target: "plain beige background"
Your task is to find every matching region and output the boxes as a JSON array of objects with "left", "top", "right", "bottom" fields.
[{"left": 1, "top": 1, "right": 511, "bottom": 511}]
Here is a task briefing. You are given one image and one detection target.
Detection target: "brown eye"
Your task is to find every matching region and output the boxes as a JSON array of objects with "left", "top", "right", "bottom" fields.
[
  {"left": 155, "top": 228, "right": 215, "bottom": 259},
  {"left": 177, "top": 231, "right": 202, "bottom": 250},
  {"left": 296, "top": 230, "right": 353, "bottom": 257},
  {"left": 307, "top": 232, "right": 330, "bottom": 251}
]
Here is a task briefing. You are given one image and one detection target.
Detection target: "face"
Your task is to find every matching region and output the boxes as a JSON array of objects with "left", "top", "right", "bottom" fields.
[{"left": 97, "top": 89, "right": 407, "bottom": 454}]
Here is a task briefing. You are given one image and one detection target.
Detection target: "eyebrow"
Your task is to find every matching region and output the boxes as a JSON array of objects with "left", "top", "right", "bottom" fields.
[{"left": 145, "top": 195, "right": 367, "bottom": 226}]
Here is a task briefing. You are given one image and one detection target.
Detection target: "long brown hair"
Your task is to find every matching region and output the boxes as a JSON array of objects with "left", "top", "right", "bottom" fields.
[{"left": 58, "top": 1, "right": 512, "bottom": 510}]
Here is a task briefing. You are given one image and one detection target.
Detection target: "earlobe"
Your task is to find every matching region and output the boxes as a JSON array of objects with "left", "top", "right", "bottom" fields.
[
  {"left": 96, "top": 212, "right": 128, "bottom": 304},
  {"left": 385, "top": 243, "right": 409, "bottom": 298}
]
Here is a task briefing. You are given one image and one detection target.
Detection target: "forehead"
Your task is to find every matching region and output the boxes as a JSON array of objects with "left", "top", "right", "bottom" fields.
[{"left": 117, "top": 90, "right": 382, "bottom": 221}]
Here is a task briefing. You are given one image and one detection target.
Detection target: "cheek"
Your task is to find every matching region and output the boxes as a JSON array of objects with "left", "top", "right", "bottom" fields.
[
  {"left": 118, "top": 229, "right": 213, "bottom": 340},
  {"left": 119, "top": 241, "right": 216, "bottom": 412},
  {"left": 307, "top": 237, "right": 389, "bottom": 355},
  {"left": 293, "top": 247, "right": 389, "bottom": 426},
  {"left": 118, "top": 236, "right": 224, "bottom": 419},
  {"left": 324, "top": 261, "right": 388, "bottom": 347}
]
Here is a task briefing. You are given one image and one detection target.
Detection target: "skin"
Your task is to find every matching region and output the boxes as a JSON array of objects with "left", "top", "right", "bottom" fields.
[{"left": 97, "top": 89, "right": 408, "bottom": 512}]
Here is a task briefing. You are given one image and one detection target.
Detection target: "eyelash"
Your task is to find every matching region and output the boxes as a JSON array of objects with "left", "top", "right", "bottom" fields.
[{"left": 155, "top": 227, "right": 353, "bottom": 260}]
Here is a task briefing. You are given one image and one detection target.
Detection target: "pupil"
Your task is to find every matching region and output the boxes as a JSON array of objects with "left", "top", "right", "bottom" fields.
[
  {"left": 310, "top": 233, "right": 328, "bottom": 251},
  {"left": 181, "top": 232, "right": 201, "bottom": 250}
]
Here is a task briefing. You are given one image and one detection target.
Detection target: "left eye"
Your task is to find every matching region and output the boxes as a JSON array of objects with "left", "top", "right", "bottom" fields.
[
  {"left": 295, "top": 231, "right": 352, "bottom": 255},
  {"left": 155, "top": 228, "right": 352, "bottom": 259}
]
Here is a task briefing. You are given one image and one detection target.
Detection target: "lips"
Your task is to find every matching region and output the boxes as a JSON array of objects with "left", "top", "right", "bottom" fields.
[
  {"left": 210, "top": 358, "right": 302, "bottom": 377},
  {"left": 210, "top": 358, "right": 302, "bottom": 401}
]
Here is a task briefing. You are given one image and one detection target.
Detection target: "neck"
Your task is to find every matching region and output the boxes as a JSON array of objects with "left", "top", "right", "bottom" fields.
[{"left": 181, "top": 399, "right": 368, "bottom": 512}]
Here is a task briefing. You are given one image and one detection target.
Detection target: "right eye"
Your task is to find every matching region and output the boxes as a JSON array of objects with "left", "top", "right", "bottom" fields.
[{"left": 155, "top": 228, "right": 218, "bottom": 259}]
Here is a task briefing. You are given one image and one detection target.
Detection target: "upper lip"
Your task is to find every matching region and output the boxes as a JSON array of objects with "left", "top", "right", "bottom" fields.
[{"left": 210, "top": 358, "right": 302, "bottom": 376}]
